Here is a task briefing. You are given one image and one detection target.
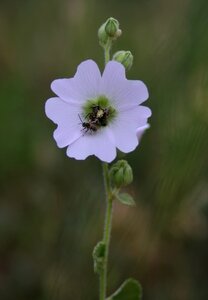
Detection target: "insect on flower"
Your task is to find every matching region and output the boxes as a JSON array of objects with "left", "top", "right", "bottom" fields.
[
  {"left": 86, "top": 105, "right": 110, "bottom": 127},
  {"left": 78, "top": 114, "right": 98, "bottom": 133}
]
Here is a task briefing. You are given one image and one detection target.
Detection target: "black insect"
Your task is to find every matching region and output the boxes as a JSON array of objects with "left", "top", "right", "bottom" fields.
[
  {"left": 86, "top": 105, "right": 101, "bottom": 121},
  {"left": 78, "top": 105, "right": 111, "bottom": 134},
  {"left": 97, "top": 107, "right": 110, "bottom": 126},
  {"left": 78, "top": 114, "right": 98, "bottom": 133},
  {"left": 87, "top": 105, "right": 110, "bottom": 127}
]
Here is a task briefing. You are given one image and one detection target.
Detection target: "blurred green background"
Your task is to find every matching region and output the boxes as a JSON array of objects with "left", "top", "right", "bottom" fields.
[{"left": 0, "top": 0, "right": 208, "bottom": 299}]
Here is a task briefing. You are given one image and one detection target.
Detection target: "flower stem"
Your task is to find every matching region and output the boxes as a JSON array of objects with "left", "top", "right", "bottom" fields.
[
  {"left": 104, "top": 39, "right": 112, "bottom": 65},
  {"left": 99, "top": 42, "right": 113, "bottom": 300},
  {"left": 99, "top": 162, "right": 114, "bottom": 300}
]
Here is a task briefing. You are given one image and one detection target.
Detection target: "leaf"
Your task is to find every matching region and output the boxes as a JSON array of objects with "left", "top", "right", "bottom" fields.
[
  {"left": 117, "top": 193, "right": 136, "bottom": 206},
  {"left": 92, "top": 241, "right": 105, "bottom": 274},
  {"left": 107, "top": 278, "right": 142, "bottom": 300}
]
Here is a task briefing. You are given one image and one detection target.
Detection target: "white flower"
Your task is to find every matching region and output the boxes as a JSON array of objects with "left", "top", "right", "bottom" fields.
[{"left": 45, "top": 60, "right": 151, "bottom": 163}]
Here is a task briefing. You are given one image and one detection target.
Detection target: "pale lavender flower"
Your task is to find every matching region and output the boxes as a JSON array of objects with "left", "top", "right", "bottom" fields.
[{"left": 45, "top": 60, "right": 151, "bottom": 163}]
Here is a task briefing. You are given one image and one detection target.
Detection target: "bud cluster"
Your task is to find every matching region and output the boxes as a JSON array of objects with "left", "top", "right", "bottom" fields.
[
  {"left": 98, "top": 17, "right": 122, "bottom": 48},
  {"left": 98, "top": 17, "right": 134, "bottom": 71}
]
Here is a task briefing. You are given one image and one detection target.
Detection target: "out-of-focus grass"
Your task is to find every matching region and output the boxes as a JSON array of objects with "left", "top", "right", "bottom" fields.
[{"left": 0, "top": 0, "right": 208, "bottom": 299}]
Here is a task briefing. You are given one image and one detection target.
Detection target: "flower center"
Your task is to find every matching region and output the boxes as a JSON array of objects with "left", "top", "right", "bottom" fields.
[{"left": 81, "top": 96, "right": 116, "bottom": 133}]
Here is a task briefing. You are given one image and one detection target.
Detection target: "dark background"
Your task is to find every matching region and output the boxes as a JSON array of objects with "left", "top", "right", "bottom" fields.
[{"left": 0, "top": 0, "right": 208, "bottom": 299}]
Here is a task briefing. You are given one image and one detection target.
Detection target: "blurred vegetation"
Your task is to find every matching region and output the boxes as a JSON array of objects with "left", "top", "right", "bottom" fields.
[{"left": 0, "top": 0, "right": 208, "bottom": 299}]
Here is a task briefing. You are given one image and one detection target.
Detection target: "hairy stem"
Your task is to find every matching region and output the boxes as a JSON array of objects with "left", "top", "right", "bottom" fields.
[
  {"left": 104, "top": 39, "right": 112, "bottom": 65},
  {"left": 99, "top": 163, "right": 114, "bottom": 300}
]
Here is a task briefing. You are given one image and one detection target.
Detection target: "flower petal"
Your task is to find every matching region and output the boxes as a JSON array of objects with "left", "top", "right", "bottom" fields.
[
  {"left": 51, "top": 60, "right": 101, "bottom": 103},
  {"left": 45, "top": 97, "right": 82, "bottom": 148},
  {"left": 117, "top": 106, "right": 152, "bottom": 128},
  {"left": 110, "top": 124, "right": 138, "bottom": 153},
  {"left": 109, "top": 106, "right": 151, "bottom": 153},
  {"left": 99, "top": 61, "right": 125, "bottom": 100},
  {"left": 73, "top": 59, "right": 101, "bottom": 100},
  {"left": 100, "top": 61, "right": 149, "bottom": 110},
  {"left": 51, "top": 78, "right": 81, "bottom": 104},
  {"left": 118, "top": 79, "right": 149, "bottom": 110},
  {"left": 66, "top": 128, "right": 116, "bottom": 163},
  {"left": 136, "top": 124, "right": 150, "bottom": 141}
]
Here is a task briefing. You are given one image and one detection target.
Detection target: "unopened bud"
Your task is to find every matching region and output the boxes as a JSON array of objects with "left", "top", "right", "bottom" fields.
[
  {"left": 109, "top": 160, "right": 133, "bottom": 188},
  {"left": 98, "top": 17, "right": 121, "bottom": 47},
  {"left": 113, "top": 50, "right": 133, "bottom": 71},
  {"left": 105, "top": 17, "right": 120, "bottom": 38}
]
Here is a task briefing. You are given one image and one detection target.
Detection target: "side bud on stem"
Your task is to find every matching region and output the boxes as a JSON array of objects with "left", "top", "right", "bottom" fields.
[
  {"left": 109, "top": 160, "right": 133, "bottom": 188},
  {"left": 113, "top": 50, "right": 134, "bottom": 71},
  {"left": 98, "top": 17, "right": 122, "bottom": 48},
  {"left": 110, "top": 160, "right": 135, "bottom": 206}
]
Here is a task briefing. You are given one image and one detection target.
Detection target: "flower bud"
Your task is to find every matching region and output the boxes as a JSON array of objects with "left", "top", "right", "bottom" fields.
[
  {"left": 113, "top": 50, "right": 134, "bottom": 71},
  {"left": 98, "top": 17, "right": 121, "bottom": 47},
  {"left": 109, "top": 160, "right": 133, "bottom": 188},
  {"left": 105, "top": 17, "right": 120, "bottom": 38}
]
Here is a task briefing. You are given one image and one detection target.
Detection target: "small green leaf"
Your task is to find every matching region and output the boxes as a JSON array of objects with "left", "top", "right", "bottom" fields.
[
  {"left": 92, "top": 241, "right": 105, "bottom": 274},
  {"left": 117, "top": 193, "right": 136, "bottom": 206},
  {"left": 107, "top": 278, "right": 142, "bottom": 300}
]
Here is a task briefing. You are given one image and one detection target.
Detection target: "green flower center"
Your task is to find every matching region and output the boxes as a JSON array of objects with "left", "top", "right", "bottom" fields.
[{"left": 81, "top": 96, "right": 117, "bottom": 132}]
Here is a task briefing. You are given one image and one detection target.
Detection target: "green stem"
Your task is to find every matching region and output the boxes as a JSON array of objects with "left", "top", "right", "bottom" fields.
[
  {"left": 99, "top": 42, "right": 113, "bottom": 300},
  {"left": 100, "top": 163, "right": 113, "bottom": 300},
  {"left": 104, "top": 39, "right": 112, "bottom": 65}
]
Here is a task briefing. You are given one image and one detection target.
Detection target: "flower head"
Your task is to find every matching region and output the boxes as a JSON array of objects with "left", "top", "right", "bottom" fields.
[{"left": 45, "top": 60, "right": 151, "bottom": 163}]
